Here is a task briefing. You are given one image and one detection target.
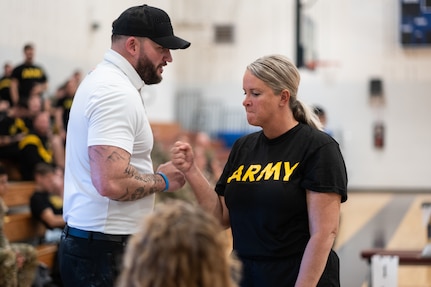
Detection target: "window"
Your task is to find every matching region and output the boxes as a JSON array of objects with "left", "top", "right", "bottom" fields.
[{"left": 214, "top": 25, "right": 234, "bottom": 44}]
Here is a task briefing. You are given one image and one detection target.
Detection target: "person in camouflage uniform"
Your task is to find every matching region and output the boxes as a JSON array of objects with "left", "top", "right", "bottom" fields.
[{"left": 0, "top": 164, "right": 38, "bottom": 287}]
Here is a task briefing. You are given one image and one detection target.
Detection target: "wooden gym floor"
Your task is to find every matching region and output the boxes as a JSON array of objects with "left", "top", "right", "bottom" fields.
[
  {"left": 223, "top": 191, "right": 431, "bottom": 287},
  {"left": 335, "top": 191, "right": 431, "bottom": 287}
]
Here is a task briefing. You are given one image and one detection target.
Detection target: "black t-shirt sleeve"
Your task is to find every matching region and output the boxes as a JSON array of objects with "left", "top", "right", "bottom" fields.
[
  {"left": 30, "top": 192, "right": 50, "bottom": 221},
  {"left": 11, "top": 66, "right": 21, "bottom": 80},
  {"left": 301, "top": 139, "right": 348, "bottom": 202},
  {"left": 19, "top": 145, "right": 43, "bottom": 180}
]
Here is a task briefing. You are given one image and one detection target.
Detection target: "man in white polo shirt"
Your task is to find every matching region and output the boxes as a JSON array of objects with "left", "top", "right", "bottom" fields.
[{"left": 58, "top": 5, "right": 190, "bottom": 286}]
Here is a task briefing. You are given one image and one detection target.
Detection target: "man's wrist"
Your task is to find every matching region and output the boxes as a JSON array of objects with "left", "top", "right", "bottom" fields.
[{"left": 156, "top": 172, "right": 169, "bottom": 192}]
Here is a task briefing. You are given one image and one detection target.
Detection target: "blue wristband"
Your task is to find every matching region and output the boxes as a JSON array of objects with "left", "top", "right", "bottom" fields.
[{"left": 157, "top": 172, "right": 169, "bottom": 192}]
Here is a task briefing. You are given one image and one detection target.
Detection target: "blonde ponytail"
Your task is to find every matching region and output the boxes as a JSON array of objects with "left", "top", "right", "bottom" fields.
[{"left": 291, "top": 99, "right": 323, "bottom": 130}]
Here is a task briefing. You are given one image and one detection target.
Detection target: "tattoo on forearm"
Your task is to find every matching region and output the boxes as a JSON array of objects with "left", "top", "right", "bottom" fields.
[
  {"left": 124, "top": 165, "right": 151, "bottom": 182},
  {"left": 114, "top": 185, "right": 151, "bottom": 201},
  {"left": 91, "top": 147, "right": 166, "bottom": 201},
  {"left": 112, "top": 164, "right": 164, "bottom": 201},
  {"left": 124, "top": 164, "right": 138, "bottom": 179}
]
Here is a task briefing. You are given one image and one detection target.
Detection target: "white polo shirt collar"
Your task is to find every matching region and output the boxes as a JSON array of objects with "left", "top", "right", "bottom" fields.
[{"left": 104, "top": 49, "right": 144, "bottom": 91}]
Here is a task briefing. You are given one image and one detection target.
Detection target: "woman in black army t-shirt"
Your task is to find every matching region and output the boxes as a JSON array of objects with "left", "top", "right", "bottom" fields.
[{"left": 171, "top": 54, "right": 347, "bottom": 287}]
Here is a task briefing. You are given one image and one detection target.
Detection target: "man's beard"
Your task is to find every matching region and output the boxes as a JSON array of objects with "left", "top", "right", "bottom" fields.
[{"left": 136, "top": 53, "right": 162, "bottom": 85}]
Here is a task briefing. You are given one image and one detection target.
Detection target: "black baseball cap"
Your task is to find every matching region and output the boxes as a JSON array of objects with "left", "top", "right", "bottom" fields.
[{"left": 112, "top": 4, "right": 191, "bottom": 50}]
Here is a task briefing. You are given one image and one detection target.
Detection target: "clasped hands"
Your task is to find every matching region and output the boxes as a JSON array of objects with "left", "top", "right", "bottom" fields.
[{"left": 155, "top": 141, "right": 195, "bottom": 192}]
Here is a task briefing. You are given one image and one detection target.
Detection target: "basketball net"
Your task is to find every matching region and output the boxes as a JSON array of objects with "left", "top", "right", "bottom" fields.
[{"left": 305, "top": 60, "right": 340, "bottom": 71}]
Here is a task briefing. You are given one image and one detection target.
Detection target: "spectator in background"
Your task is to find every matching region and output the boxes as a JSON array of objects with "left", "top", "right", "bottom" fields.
[
  {"left": 30, "top": 162, "right": 64, "bottom": 287},
  {"left": 116, "top": 200, "right": 241, "bottom": 287},
  {"left": 54, "top": 77, "right": 78, "bottom": 141},
  {"left": 30, "top": 162, "right": 65, "bottom": 243},
  {"left": 313, "top": 105, "right": 333, "bottom": 136},
  {"left": 18, "top": 111, "right": 64, "bottom": 180},
  {"left": 0, "top": 62, "right": 13, "bottom": 111},
  {"left": 0, "top": 101, "right": 30, "bottom": 161},
  {"left": 27, "top": 82, "right": 52, "bottom": 116},
  {"left": 0, "top": 163, "right": 38, "bottom": 287},
  {"left": 71, "top": 69, "right": 82, "bottom": 87},
  {"left": 10, "top": 43, "right": 48, "bottom": 107},
  {"left": 0, "top": 82, "right": 52, "bottom": 159}
]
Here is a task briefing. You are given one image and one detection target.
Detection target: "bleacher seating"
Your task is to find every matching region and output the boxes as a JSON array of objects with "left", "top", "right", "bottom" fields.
[{"left": 3, "top": 181, "right": 57, "bottom": 269}]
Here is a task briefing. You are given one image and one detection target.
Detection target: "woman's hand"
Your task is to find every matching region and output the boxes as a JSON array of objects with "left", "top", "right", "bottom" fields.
[{"left": 171, "top": 141, "right": 195, "bottom": 174}]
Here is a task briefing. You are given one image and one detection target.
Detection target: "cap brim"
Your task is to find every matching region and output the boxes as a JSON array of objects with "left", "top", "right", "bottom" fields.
[{"left": 152, "top": 36, "right": 191, "bottom": 50}]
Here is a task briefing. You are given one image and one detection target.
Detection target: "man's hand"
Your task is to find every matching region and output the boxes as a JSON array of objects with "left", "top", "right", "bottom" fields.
[{"left": 156, "top": 161, "right": 185, "bottom": 192}]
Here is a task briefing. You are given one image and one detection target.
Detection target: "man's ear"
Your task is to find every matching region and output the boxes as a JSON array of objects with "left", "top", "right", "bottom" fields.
[{"left": 125, "top": 37, "right": 139, "bottom": 55}]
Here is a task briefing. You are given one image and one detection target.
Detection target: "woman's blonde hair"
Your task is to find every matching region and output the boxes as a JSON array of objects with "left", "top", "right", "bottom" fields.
[
  {"left": 116, "top": 200, "right": 241, "bottom": 287},
  {"left": 247, "top": 54, "right": 322, "bottom": 130}
]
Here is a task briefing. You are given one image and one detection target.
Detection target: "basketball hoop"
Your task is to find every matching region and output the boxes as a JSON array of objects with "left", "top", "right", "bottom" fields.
[
  {"left": 305, "top": 61, "right": 317, "bottom": 71},
  {"left": 304, "top": 60, "right": 340, "bottom": 71}
]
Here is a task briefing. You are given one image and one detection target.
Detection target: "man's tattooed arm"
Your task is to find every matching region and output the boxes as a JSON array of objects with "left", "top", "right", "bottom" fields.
[
  {"left": 112, "top": 164, "right": 164, "bottom": 201},
  {"left": 89, "top": 145, "right": 166, "bottom": 202}
]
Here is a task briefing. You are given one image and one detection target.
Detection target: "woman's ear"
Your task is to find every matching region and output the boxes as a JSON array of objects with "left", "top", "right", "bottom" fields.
[{"left": 279, "top": 89, "right": 290, "bottom": 106}]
